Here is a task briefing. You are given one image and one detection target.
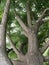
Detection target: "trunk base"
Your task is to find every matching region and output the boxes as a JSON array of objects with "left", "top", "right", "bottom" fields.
[{"left": 26, "top": 52, "right": 43, "bottom": 65}]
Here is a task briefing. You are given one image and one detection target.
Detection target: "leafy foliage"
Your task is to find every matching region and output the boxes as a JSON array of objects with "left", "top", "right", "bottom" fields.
[{"left": 38, "top": 22, "right": 49, "bottom": 47}]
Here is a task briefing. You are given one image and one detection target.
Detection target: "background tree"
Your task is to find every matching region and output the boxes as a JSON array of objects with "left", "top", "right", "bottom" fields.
[{"left": 0, "top": 0, "right": 49, "bottom": 65}]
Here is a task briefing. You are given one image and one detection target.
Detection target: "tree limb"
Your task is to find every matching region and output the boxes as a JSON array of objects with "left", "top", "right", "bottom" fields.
[
  {"left": 34, "top": 8, "right": 49, "bottom": 33},
  {"left": 26, "top": 0, "right": 32, "bottom": 29},
  {"left": 7, "top": 34, "right": 25, "bottom": 61},
  {"left": 36, "top": 8, "right": 49, "bottom": 23},
  {"left": 14, "top": 10, "right": 29, "bottom": 34},
  {"left": 34, "top": 17, "right": 49, "bottom": 33},
  {"left": 1, "top": 0, "right": 10, "bottom": 27},
  {"left": 40, "top": 40, "right": 49, "bottom": 54}
]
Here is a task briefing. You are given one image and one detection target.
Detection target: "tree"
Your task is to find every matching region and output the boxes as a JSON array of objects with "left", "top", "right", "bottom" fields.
[{"left": 0, "top": 0, "right": 49, "bottom": 65}]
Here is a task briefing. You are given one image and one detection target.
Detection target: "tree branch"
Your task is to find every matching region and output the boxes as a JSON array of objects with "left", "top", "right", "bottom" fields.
[
  {"left": 26, "top": 0, "right": 32, "bottom": 29},
  {"left": 14, "top": 10, "right": 29, "bottom": 34},
  {"left": 22, "top": 31, "right": 28, "bottom": 37},
  {"left": 40, "top": 40, "right": 49, "bottom": 54},
  {"left": 43, "top": 56, "right": 49, "bottom": 62},
  {"left": 34, "top": 8, "right": 49, "bottom": 33},
  {"left": 36, "top": 8, "right": 49, "bottom": 23},
  {"left": 1, "top": 0, "right": 10, "bottom": 27},
  {"left": 7, "top": 34, "right": 25, "bottom": 61}
]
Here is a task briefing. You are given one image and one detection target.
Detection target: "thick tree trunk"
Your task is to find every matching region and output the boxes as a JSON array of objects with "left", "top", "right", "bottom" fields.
[
  {"left": 26, "top": 51, "right": 44, "bottom": 65},
  {"left": 26, "top": 32, "right": 44, "bottom": 65},
  {"left": 26, "top": 51, "right": 43, "bottom": 65},
  {"left": 0, "top": 25, "right": 13, "bottom": 65}
]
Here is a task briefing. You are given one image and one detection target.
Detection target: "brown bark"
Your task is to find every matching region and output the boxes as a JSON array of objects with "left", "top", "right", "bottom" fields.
[{"left": 26, "top": 31, "right": 44, "bottom": 65}]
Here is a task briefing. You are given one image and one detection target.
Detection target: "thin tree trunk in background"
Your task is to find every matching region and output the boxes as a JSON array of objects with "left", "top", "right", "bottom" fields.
[{"left": 26, "top": 32, "right": 44, "bottom": 65}]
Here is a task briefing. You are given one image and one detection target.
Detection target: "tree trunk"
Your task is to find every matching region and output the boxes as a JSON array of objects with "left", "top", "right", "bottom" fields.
[
  {"left": 26, "top": 32, "right": 44, "bottom": 65},
  {"left": 0, "top": 25, "right": 13, "bottom": 65},
  {"left": 26, "top": 51, "right": 43, "bottom": 65},
  {"left": 26, "top": 55, "right": 43, "bottom": 65}
]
